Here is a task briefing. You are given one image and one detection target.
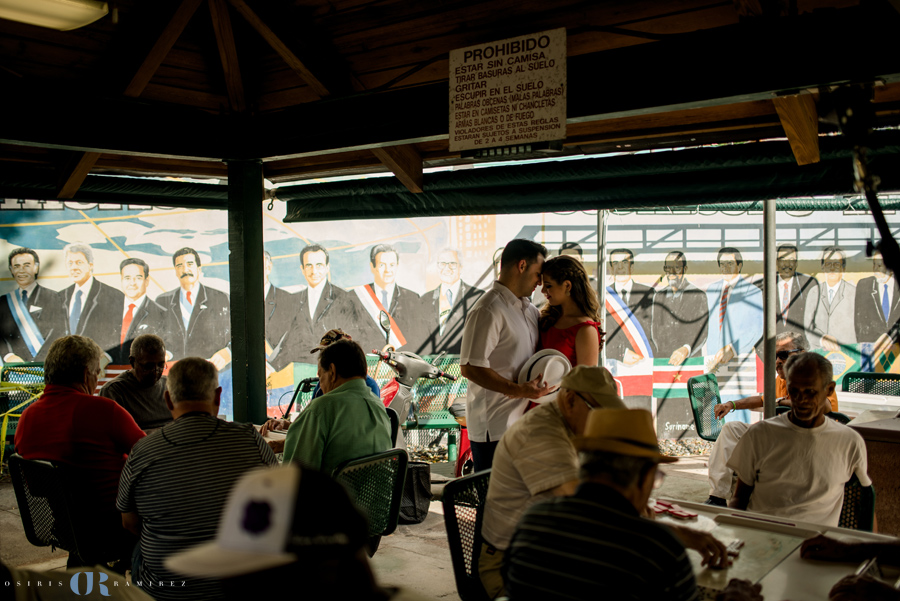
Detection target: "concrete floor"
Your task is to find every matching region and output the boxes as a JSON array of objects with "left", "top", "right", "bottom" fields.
[{"left": 0, "top": 457, "right": 712, "bottom": 599}]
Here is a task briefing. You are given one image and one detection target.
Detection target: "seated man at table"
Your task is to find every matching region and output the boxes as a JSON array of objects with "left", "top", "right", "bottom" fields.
[
  {"left": 802, "top": 534, "right": 900, "bottom": 601},
  {"left": 479, "top": 365, "right": 627, "bottom": 598},
  {"left": 505, "top": 408, "right": 761, "bottom": 601},
  {"left": 117, "top": 357, "right": 277, "bottom": 600},
  {"left": 100, "top": 334, "right": 172, "bottom": 431},
  {"left": 728, "top": 352, "right": 869, "bottom": 526},
  {"left": 705, "top": 331, "right": 839, "bottom": 506},
  {"left": 14, "top": 335, "right": 145, "bottom": 567},
  {"left": 276, "top": 339, "right": 391, "bottom": 474}
]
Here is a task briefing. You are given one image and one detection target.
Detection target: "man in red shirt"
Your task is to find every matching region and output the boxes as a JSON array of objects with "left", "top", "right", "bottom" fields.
[{"left": 15, "top": 335, "right": 145, "bottom": 568}]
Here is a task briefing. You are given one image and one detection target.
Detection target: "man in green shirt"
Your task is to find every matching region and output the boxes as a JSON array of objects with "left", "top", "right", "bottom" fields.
[{"left": 283, "top": 338, "right": 391, "bottom": 474}]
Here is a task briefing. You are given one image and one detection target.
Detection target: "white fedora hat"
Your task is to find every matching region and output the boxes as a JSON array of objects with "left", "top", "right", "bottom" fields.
[{"left": 517, "top": 348, "right": 572, "bottom": 401}]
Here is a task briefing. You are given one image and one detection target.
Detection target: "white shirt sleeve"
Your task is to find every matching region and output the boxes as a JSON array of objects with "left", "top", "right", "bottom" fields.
[
  {"left": 460, "top": 303, "right": 501, "bottom": 368},
  {"left": 726, "top": 429, "right": 759, "bottom": 487}
]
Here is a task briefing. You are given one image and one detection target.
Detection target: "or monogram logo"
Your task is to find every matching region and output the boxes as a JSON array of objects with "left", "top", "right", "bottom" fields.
[
  {"left": 242, "top": 500, "right": 272, "bottom": 534},
  {"left": 69, "top": 572, "right": 110, "bottom": 596}
]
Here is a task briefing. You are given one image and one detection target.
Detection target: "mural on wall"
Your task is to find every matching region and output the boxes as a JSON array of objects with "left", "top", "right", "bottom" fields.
[{"left": 0, "top": 199, "right": 896, "bottom": 434}]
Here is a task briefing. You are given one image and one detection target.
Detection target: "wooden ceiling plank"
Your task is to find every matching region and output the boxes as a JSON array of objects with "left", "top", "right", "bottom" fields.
[
  {"left": 773, "top": 93, "right": 820, "bottom": 166},
  {"left": 56, "top": 152, "right": 101, "bottom": 199},
  {"left": 370, "top": 145, "right": 423, "bottom": 193},
  {"left": 124, "top": 0, "right": 206, "bottom": 98},
  {"left": 208, "top": 0, "right": 246, "bottom": 112},
  {"left": 227, "top": 0, "right": 331, "bottom": 98}
]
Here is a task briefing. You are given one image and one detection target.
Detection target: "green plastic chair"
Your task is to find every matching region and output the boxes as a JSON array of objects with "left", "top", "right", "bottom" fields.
[
  {"left": 442, "top": 469, "right": 492, "bottom": 601},
  {"left": 1, "top": 362, "right": 45, "bottom": 468},
  {"left": 841, "top": 371, "right": 900, "bottom": 397},
  {"left": 333, "top": 448, "right": 408, "bottom": 555},
  {"left": 686, "top": 373, "right": 723, "bottom": 442},
  {"left": 839, "top": 474, "right": 875, "bottom": 531}
]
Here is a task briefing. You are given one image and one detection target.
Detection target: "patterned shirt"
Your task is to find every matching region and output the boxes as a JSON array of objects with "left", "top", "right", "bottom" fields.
[
  {"left": 506, "top": 482, "right": 698, "bottom": 601},
  {"left": 117, "top": 413, "right": 277, "bottom": 600}
]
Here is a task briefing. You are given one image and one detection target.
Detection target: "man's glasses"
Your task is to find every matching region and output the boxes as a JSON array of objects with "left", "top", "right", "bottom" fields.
[
  {"left": 437, "top": 262, "right": 459, "bottom": 270},
  {"left": 776, "top": 348, "right": 802, "bottom": 361}
]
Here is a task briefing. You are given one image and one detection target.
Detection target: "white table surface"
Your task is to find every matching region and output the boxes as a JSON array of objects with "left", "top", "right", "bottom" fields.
[{"left": 657, "top": 498, "right": 900, "bottom": 601}]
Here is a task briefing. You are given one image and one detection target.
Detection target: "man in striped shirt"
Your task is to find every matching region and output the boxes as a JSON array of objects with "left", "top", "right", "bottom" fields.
[
  {"left": 117, "top": 357, "right": 278, "bottom": 600},
  {"left": 506, "top": 409, "right": 760, "bottom": 601}
]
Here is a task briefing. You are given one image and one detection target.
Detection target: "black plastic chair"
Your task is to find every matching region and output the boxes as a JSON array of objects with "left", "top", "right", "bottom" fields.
[
  {"left": 333, "top": 448, "right": 408, "bottom": 555},
  {"left": 385, "top": 407, "right": 400, "bottom": 446},
  {"left": 841, "top": 371, "right": 900, "bottom": 396},
  {"left": 8, "top": 454, "right": 86, "bottom": 565},
  {"left": 687, "top": 373, "right": 723, "bottom": 442},
  {"left": 839, "top": 474, "right": 876, "bottom": 531},
  {"left": 442, "top": 469, "right": 491, "bottom": 601}
]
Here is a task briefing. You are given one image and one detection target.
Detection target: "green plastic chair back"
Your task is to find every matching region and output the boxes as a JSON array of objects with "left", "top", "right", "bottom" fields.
[
  {"left": 442, "top": 469, "right": 491, "bottom": 601},
  {"left": 687, "top": 373, "right": 723, "bottom": 442},
  {"left": 1, "top": 362, "right": 45, "bottom": 436},
  {"left": 841, "top": 371, "right": 900, "bottom": 397},
  {"left": 839, "top": 473, "right": 875, "bottom": 531},
  {"left": 333, "top": 448, "right": 408, "bottom": 539}
]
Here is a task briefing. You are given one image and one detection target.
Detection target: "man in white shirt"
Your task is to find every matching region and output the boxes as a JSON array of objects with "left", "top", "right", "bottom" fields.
[
  {"left": 419, "top": 248, "right": 484, "bottom": 355},
  {"left": 728, "top": 352, "right": 870, "bottom": 526},
  {"left": 61, "top": 242, "right": 125, "bottom": 360},
  {"left": 814, "top": 246, "right": 856, "bottom": 351},
  {"left": 112, "top": 258, "right": 168, "bottom": 364},
  {"left": 460, "top": 239, "right": 551, "bottom": 472}
]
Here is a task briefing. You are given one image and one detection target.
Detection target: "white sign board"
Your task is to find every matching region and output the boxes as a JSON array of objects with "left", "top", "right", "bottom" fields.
[{"left": 449, "top": 28, "right": 567, "bottom": 152}]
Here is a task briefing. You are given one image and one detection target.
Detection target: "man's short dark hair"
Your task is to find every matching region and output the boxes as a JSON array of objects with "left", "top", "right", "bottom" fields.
[
  {"left": 784, "top": 352, "right": 833, "bottom": 388},
  {"left": 717, "top": 247, "right": 743, "bottom": 267},
  {"left": 559, "top": 242, "right": 583, "bottom": 258},
  {"left": 578, "top": 451, "right": 656, "bottom": 489},
  {"left": 608, "top": 248, "right": 634, "bottom": 262},
  {"left": 318, "top": 339, "right": 367, "bottom": 380},
  {"left": 369, "top": 244, "right": 398, "bottom": 267},
  {"left": 120, "top": 257, "right": 149, "bottom": 277},
  {"left": 777, "top": 244, "right": 798, "bottom": 255},
  {"left": 8, "top": 248, "right": 39, "bottom": 269},
  {"left": 301, "top": 244, "right": 329, "bottom": 265},
  {"left": 172, "top": 247, "right": 201, "bottom": 267},
  {"left": 130, "top": 333, "right": 166, "bottom": 359},
  {"left": 500, "top": 239, "right": 547, "bottom": 270},
  {"left": 821, "top": 246, "right": 846, "bottom": 268},
  {"left": 44, "top": 335, "right": 101, "bottom": 386},
  {"left": 665, "top": 251, "right": 686, "bottom": 265}
]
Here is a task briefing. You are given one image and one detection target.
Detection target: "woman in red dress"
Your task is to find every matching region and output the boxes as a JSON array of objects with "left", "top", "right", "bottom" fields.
[{"left": 539, "top": 255, "right": 604, "bottom": 366}]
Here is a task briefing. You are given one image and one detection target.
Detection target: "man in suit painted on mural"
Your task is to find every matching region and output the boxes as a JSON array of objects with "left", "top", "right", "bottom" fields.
[
  {"left": 61, "top": 242, "right": 125, "bottom": 360},
  {"left": 111, "top": 258, "right": 169, "bottom": 365},
  {"left": 289, "top": 244, "right": 367, "bottom": 361},
  {"left": 771, "top": 243, "right": 820, "bottom": 340},
  {"left": 650, "top": 251, "right": 708, "bottom": 364},
  {"left": 705, "top": 247, "right": 763, "bottom": 368},
  {"left": 263, "top": 251, "right": 301, "bottom": 373},
  {"left": 604, "top": 248, "right": 654, "bottom": 364},
  {"left": 356, "top": 243, "right": 424, "bottom": 352},
  {"left": 0, "top": 248, "right": 66, "bottom": 363},
  {"left": 813, "top": 246, "right": 856, "bottom": 351},
  {"left": 420, "top": 248, "right": 485, "bottom": 355},
  {"left": 855, "top": 250, "right": 900, "bottom": 355},
  {"left": 157, "top": 247, "right": 231, "bottom": 369}
]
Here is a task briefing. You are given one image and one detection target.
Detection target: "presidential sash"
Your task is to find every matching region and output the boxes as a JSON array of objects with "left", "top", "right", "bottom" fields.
[
  {"left": 6, "top": 291, "right": 44, "bottom": 359},
  {"left": 605, "top": 287, "right": 653, "bottom": 359},
  {"left": 355, "top": 285, "right": 407, "bottom": 348}
]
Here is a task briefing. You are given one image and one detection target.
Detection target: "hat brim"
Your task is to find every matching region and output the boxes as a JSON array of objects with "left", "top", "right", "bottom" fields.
[
  {"left": 518, "top": 349, "right": 572, "bottom": 385},
  {"left": 574, "top": 437, "right": 679, "bottom": 464},
  {"left": 165, "top": 543, "right": 297, "bottom": 578}
]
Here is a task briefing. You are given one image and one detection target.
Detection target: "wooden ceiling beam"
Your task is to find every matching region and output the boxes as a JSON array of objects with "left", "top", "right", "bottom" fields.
[
  {"left": 208, "top": 0, "right": 246, "bottom": 113},
  {"left": 56, "top": 152, "right": 101, "bottom": 199},
  {"left": 124, "top": 0, "right": 205, "bottom": 98},
  {"left": 773, "top": 93, "right": 820, "bottom": 165},
  {"left": 370, "top": 145, "right": 424, "bottom": 194},
  {"left": 227, "top": 0, "right": 331, "bottom": 98}
]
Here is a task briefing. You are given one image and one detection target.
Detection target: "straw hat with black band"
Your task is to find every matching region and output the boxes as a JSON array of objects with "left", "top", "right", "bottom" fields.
[{"left": 574, "top": 408, "right": 678, "bottom": 464}]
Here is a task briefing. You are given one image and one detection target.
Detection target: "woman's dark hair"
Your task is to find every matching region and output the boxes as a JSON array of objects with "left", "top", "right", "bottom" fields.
[{"left": 538, "top": 255, "right": 603, "bottom": 345}]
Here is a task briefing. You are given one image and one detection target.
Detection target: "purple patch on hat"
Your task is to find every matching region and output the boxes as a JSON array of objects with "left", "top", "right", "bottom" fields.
[{"left": 242, "top": 501, "right": 272, "bottom": 534}]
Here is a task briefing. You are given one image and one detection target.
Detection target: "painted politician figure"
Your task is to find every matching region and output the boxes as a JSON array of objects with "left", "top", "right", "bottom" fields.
[
  {"left": 263, "top": 251, "right": 301, "bottom": 372},
  {"left": 705, "top": 247, "right": 763, "bottom": 367},
  {"left": 771, "top": 244, "right": 820, "bottom": 340},
  {"left": 855, "top": 250, "right": 900, "bottom": 354},
  {"left": 604, "top": 248, "right": 654, "bottom": 364},
  {"left": 650, "top": 251, "right": 708, "bottom": 364},
  {"left": 355, "top": 244, "right": 424, "bottom": 352},
  {"left": 111, "top": 258, "right": 169, "bottom": 364},
  {"left": 419, "top": 248, "right": 485, "bottom": 355},
  {"left": 0, "top": 248, "right": 65, "bottom": 363},
  {"left": 157, "top": 247, "right": 231, "bottom": 369},
  {"left": 813, "top": 246, "right": 856, "bottom": 350},
  {"left": 61, "top": 242, "right": 125, "bottom": 359}
]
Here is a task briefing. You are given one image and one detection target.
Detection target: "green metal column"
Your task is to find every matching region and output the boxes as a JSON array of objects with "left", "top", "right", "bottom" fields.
[{"left": 227, "top": 159, "right": 267, "bottom": 424}]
